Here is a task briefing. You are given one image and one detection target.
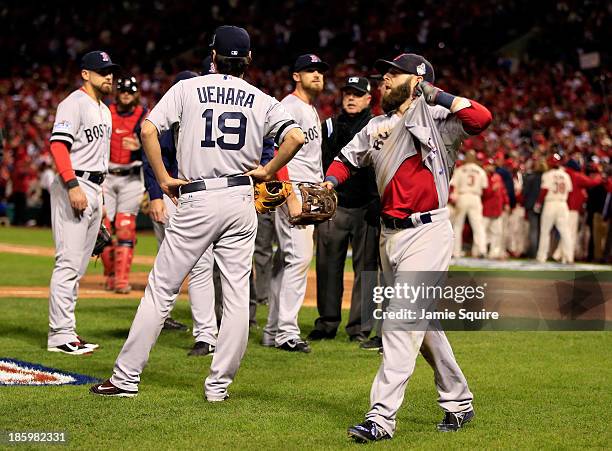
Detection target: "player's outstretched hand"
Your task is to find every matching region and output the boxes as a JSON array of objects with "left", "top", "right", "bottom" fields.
[
  {"left": 68, "top": 185, "right": 88, "bottom": 219},
  {"left": 245, "top": 165, "right": 274, "bottom": 182},
  {"left": 149, "top": 198, "right": 168, "bottom": 223},
  {"left": 161, "top": 177, "right": 188, "bottom": 205},
  {"left": 320, "top": 181, "right": 334, "bottom": 190}
]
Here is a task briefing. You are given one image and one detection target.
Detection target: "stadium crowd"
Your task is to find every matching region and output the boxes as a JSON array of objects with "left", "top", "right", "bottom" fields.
[{"left": 0, "top": 0, "right": 610, "bottom": 262}]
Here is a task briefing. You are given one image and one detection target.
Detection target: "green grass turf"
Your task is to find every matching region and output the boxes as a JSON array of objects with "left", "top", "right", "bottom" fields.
[
  {"left": 0, "top": 296, "right": 610, "bottom": 450},
  {"left": 0, "top": 253, "right": 152, "bottom": 286}
]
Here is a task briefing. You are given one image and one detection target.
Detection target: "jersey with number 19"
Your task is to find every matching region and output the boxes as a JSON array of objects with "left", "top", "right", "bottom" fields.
[{"left": 146, "top": 73, "right": 299, "bottom": 179}]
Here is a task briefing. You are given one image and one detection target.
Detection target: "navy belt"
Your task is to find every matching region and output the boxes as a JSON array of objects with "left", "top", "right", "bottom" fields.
[
  {"left": 382, "top": 213, "right": 432, "bottom": 230},
  {"left": 179, "top": 176, "right": 251, "bottom": 195},
  {"left": 75, "top": 170, "right": 106, "bottom": 185}
]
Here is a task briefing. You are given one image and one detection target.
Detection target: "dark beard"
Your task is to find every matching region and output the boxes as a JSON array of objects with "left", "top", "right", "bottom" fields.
[{"left": 381, "top": 81, "right": 412, "bottom": 113}]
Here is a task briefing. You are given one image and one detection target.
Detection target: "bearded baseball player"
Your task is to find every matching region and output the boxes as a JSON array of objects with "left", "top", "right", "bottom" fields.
[
  {"left": 91, "top": 26, "right": 305, "bottom": 400},
  {"left": 261, "top": 54, "right": 328, "bottom": 353},
  {"left": 324, "top": 53, "right": 492, "bottom": 442},
  {"left": 47, "top": 51, "right": 119, "bottom": 355},
  {"left": 100, "top": 75, "right": 147, "bottom": 294}
]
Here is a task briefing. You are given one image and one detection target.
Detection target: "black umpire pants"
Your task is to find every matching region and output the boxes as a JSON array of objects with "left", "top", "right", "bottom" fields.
[{"left": 314, "top": 202, "right": 380, "bottom": 337}]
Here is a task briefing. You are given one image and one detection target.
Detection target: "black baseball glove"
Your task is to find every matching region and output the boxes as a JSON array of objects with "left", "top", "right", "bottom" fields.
[{"left": 92, "top": 223, "right": 112, "bottom": 257}]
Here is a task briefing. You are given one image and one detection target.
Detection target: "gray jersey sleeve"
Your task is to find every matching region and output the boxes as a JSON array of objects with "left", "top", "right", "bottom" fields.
[
  {"left": 147, "top": 83, "right": 184, "bottom": 134},
  {"left": 337, "top": 124, "right": 371, "bottom": 168},
  {"left": 50, "top": 97, "right": 81, "bottom": 148},
  {"left": 263, "top": 99, "right": 301, "bottom": 146}
]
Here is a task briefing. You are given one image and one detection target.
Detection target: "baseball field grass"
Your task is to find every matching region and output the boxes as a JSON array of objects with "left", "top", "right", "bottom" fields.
[{"left": 1, "top": 227, "right": 611, "bottom": 450}]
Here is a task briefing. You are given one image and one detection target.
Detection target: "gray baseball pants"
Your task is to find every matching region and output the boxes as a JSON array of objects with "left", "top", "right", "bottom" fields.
[{"left": 110, "top": 184, "right": 256, "bottom": 400}]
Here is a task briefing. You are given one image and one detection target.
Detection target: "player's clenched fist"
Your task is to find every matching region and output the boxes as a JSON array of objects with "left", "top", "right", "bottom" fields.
[{"left": 68, "top": 185, "right": 88, "bottom": 218}]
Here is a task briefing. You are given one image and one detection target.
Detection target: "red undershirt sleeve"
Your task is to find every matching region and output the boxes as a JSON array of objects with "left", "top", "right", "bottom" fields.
[
  {"left": 455, "top": 101, "right": 492, "bottom": 135},
  {"left": 50, "top": 141, "right": 76, "bottom": 183},
  {"left": 326, "top": 160, "right": 351, "bottom": 185}
]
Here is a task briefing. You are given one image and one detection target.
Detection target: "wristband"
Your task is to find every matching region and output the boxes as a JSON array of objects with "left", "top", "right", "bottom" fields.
[
  {"left": 324, "top": 176, "right": 339, "bottom": 188},
  {"left": 65, "top": 178, "right": 79, "bottom": 189},
  {"left": 436, "top": 91, "right": 456, "bottom": 110}
]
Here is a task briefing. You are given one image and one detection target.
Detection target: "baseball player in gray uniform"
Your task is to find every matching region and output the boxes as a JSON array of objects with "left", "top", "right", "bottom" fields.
[
  {"left": 325, "top": 54, "right": 492, "bottom": 441},
  {"left": 261, "top": 54, "right": 327, "bottom": 353},
  {"left": 144, "top": 70, "right": 219, "bottom": 352},
  {"left": 91, "top": 26, "right": 305, "bottom": 400},
  {"left": 47, "top": 51, "right": 119, "bottom": 355}
]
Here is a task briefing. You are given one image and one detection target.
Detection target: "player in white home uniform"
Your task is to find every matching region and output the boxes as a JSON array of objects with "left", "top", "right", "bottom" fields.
[
  {"left": 262, "top": 54, "right": 328, "bottom": 353},
  {"left": 47, "top": 51, "right": 119, "bottom": 355},
  {"left": 324, "top": 54, "right": 492, "bottom": 442},
  {"left": 450, "top": 150, "right": 488, "bottom": 257},
  {"left": 91, "top": 26, "right": 304, "bottom": 400},
  {"left": 536, "top": 154, "right": 573, "bottom": 263}
]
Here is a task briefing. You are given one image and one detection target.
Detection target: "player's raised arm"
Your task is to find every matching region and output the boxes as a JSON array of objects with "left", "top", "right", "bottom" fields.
[{"left": 417, "top": 80, "right": 492, "bottom": 135}]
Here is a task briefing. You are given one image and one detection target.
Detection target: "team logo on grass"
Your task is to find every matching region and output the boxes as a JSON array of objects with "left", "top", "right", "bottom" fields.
[{"left": 0, "top": 359, "right": 100, "bottom": 386}]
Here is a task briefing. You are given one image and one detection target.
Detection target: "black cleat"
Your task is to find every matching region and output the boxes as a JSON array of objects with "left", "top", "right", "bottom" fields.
[
  {"left": 187, "top": 341, "right": 215, "bottom": 357},
  {"left": 163, "top": 317, "right": 188, "bottom": 331},
  {"left": 360, "top": 335, "right": 382, "bottom": 351},
  {"left": 347, "top": 420, "right": 391, "bottom": 443},
  {"left": 276, "top": 338, "right": 311, "bottom": 353},
  {"left": 90, "top": 380, "right": 137, "bottom": 398},
  {"left": 306, "top": 329, "right": 335, "bottom": 341},
  {"left": 437, "top": 409, "right": 475, "bottom": 432}
]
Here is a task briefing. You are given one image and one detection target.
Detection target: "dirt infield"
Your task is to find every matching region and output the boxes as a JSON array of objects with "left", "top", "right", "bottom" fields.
[{"left": 0, "top": 271, "right": 355, "bottom": 308}]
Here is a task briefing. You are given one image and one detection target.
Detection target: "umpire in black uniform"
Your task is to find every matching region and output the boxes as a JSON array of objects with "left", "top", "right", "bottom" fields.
[{"left": 308, "top": 77, "right": 380, "bottom": 342}]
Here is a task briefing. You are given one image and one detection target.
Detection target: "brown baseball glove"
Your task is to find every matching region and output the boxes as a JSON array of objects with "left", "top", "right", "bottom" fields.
[
  {"left": 92, "top": 223, "right": 112, "bottom": 257},
  {"left": 288, "top": 183, "right": 338, "bottom": 226},
  {"left": 254, "top": 180, "right": 293, "bottom": 214}
]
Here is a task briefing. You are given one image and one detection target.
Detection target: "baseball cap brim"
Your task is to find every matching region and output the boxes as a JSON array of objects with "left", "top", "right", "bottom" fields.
[
  {"left": 84, "top": 63, "right": 121, "bottom": 74},
  {"left": 295, "top": 61, "right": 330, "bottom": 73},
  {"left": 374, "top": 59, "right": 406, "bottom": 75},
  {"left": 341, "top": 84, "right": 368, "bottom": 94}
]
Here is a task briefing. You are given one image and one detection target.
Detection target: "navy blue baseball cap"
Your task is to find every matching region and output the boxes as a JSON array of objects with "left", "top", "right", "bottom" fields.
[
  {"left": 212, "top": 26, "right": 250, "bottom": 57},
  {"left": 294, "top": 54, "right": 329, "bottom": 73},
  {"left": 375, "top": 53, "right": 435, "bottom": 83},
  {"left": 80, "top": 51, "right": 120, "bottom": 73}
]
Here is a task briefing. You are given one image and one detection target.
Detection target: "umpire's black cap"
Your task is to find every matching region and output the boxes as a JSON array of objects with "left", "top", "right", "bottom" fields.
[
  {"left": 293, "top": 54, "right": 329, "bottom": 73},
  {"left": 212, "top": 26, "right": 250, "bottom": 57},
  {"left": 80, "top": 50, "right": 120, "bottom": 74},
  {"left": 341, "top": 76, "right": 371, "bottom": 95},
  {"left": 375, "top": 53, "right": 435, "bottom": 83}
]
